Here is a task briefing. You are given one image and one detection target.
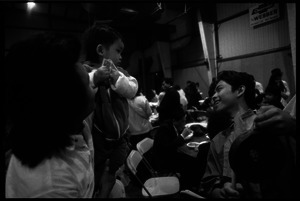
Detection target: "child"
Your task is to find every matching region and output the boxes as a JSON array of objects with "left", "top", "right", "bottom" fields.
[
  {"left": 81, "top": 24, "right": 138, "bottom": 198},
  {"left": 5, "top": 32, "right": 95, "bottom": 198}
]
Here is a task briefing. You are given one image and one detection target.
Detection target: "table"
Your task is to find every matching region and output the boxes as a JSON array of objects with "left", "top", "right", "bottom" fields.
[{"left": 177, "top": 133, "right": 210, "bottom": 158}]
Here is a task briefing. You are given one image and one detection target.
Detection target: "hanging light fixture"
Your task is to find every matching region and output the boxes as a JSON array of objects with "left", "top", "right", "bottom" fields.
[{"left": 27, "top": 1, "right": 36, "bottom": 10}]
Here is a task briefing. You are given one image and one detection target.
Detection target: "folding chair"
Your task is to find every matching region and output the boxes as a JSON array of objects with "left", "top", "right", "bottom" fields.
[
  {"left": 109, "top": 179, "right": 126, "bottom": 198},
  {"left": 136, "top": 137, "right": 159, "bottom": 177},
  {"left": 137, "top": 137, "right": 180, "bottom": 178},
  {"left": 126, "top": 150, "right": 180, "bottom": 197},
  {"left": 136, "top": 137, "right": 154, "bottom": 156}
]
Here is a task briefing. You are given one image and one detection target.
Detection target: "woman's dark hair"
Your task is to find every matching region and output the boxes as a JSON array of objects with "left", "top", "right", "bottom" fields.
[
  {"left": 82, "top": 24, "right": 123, "bottom": 63},
  {"left": 163, "top": 78, "right": 174, "bottom": 86},
  {"left": 5, "top": 32, "right": 88, "bottom": 168},
  {"left": 216, "top": 71, "right": 257, "bottom": 110},
  {"left": 157, "top": 88, "right": 182, "bottom": 123}
]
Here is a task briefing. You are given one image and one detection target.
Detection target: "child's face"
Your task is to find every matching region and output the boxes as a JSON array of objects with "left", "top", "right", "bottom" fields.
[
  {"left": 212, "top": 80, "right": 239, "bottom": 113},
  {"left": 103, "top": 38, "right": 124, "bottom": 66}
]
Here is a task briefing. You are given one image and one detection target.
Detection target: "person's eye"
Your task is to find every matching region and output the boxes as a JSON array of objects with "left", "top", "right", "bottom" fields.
[{"left": 215, "top": 86, "right": 221, "bottom": 92}]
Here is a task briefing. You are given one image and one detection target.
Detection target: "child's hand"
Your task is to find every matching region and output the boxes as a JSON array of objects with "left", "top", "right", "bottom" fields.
[
  {"left": 109, "top": 69, "right": 120, "bottom": 85},
  {"left": 93, "top": 66, "right": 110, "bottom": 85}
]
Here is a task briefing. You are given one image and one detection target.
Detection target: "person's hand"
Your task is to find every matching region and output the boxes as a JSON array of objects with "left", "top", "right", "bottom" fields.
[
  {"left": 93, "top": 66, "right": 110, "bottom": 85},
  {"left": 211, "top": 182, "right": 243, "bottom": 199},
  {"left": 254, "top": 105, "right": 296, "bottom": 133},
  {"left": 109, "top": 68, "right": 120, "bottom": 85}
]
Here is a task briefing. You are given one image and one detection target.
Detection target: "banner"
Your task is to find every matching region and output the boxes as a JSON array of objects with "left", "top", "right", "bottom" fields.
[{"left": 249, "top": 3, "right": 280, "bottom": 27}]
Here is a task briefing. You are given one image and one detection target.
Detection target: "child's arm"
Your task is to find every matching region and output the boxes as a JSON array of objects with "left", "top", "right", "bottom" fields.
[{"left": 110, "top": 70, "right": 138, "bottom": 99}]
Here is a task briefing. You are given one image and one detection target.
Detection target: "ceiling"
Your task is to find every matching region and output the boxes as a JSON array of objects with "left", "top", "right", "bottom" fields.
[
  {"left": 4, "top": 1, "right": 217, "bottom": 58},
  {"left": 4, "top": 1, "right": 216, "bottom": 29}
]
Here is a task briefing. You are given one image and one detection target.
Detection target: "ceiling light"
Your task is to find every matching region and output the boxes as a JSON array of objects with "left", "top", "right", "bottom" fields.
[{"left": 27, "top": 2, "right": 36, "bottom": 10}]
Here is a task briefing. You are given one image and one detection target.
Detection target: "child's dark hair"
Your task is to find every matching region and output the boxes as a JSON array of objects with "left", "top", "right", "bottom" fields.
[
  {"left": 216, "top": 71, "right": 257, "bottom": 109},
  {"left": 5, "top": 32, "right": 89, "bottom": 168},
  {"left": 82, "top": 24, "right": 123, "bottom": 63}
]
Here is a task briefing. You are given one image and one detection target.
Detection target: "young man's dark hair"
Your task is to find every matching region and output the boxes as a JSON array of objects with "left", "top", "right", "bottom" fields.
[{"left": 216, "top": 71, "right": 257, "bottom": 110}]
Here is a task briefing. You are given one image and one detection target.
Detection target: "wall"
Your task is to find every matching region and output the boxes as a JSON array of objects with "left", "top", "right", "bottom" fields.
[
  {"left": 169, "top": 3, "right": 295, "bottom": 100},
  {"left": 173, "top": 65, "right": 210, "bottom": 96},
  {"left": 169, "top": 9, "right": 209, "bottom": 97},
  {"left": 216, "top": 3, "right": 295, "bottom": 100}
]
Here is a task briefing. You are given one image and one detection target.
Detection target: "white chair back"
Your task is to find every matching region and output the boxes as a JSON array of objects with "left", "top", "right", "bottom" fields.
[
  {"left": 109, "top": 179, "right": 126, "bottom": 198},
  {"left": 136, "top": 137, "right": 154, "bottom": 155},
  {"left": 126, "top": 150, "right": 143, "bottom": 175},
  {"left": 126, "top": 150, "right": 181, "bottom": 198}
]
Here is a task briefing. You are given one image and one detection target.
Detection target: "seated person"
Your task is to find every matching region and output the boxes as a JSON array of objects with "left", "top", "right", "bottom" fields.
[
  {"left": 200, "top": 71, "right": 258, "bottom": 199},
  {"left": 128, "top": 85, "right": 153, "bottom": 149},
  {"left": 200, "top": 70, "right": 296, "bottom": 199},
  {"left": 152, "top": 89, "right": 202, "bottom": 189}
]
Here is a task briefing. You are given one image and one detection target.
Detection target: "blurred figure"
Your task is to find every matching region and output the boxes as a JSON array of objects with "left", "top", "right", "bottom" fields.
[
  {"left": 5, "top": 32, "right": 95, "bottom": 198},
  {"left": 174, "top": 84, "right": 188, "bottom": 111},
  {"left": 150, "top": 89, "right": 159, "bottom": 103},
  {"left": 184, "top": 81, "right": 203, "bottom": 111},
  {"left": 195, "top": 82, "right": 204, "bottom": 97},
  {"left": 254, "top": 80, "right": 264, "bottom": 108},
  {"left": 128, "top": 85, "right": 153, "bottom": 149},
  {"left": 152, "top": 89, "right": 200, "bottom": 189},
  {"left": 264, "top": 68, "right": 290, "bottom": 109},
  {"left": 157, "top": 78, "right": 174, "bottom": 106},
  {"left": 157, "top": 87, "right": 181, "bottom": 124}
]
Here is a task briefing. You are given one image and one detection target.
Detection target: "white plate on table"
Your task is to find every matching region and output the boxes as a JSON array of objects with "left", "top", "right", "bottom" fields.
[{"left": 185, "top": 121, "right": 208, "bottom": 128}]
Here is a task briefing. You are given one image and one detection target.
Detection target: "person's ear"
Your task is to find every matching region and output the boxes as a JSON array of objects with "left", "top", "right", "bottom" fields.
[
  {"left": 237, "top": 85, "right": 245, "bottom": 97},
  {"left": 96, "top": 44, "right": 104, "bottom": 56}
]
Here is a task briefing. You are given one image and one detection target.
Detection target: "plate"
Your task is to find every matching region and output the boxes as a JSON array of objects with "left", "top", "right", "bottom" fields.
[
  {"left": 185, "top": 121, "right": 208, "bottom": 128},
  {"left": 187, "top": 140, "right": 210, "bottom": 148},
  {"left": 187, "top": 142, "right": 199, "bottom": 148}
]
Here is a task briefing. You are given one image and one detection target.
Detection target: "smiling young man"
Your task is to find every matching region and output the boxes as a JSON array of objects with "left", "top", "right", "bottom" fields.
[
  {"left": 199, "top": 70, "right": 297, "bottom": 199},
  {"left": 200, "top": 71, "right": 258, "bottom": 199}
]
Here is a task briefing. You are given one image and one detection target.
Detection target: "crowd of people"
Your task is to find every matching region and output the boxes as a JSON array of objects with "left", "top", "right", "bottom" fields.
[{"left": 4, "top": 24, "right": 296, "bottom": 199}]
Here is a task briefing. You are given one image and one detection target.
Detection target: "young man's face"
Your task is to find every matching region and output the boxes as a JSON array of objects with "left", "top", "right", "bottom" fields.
[
  {"left": 103, "top": 38, "right": 124, "bottom": 66},
  {"left": 212, "top": 80, "right": 238, "bottom": 113}
]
